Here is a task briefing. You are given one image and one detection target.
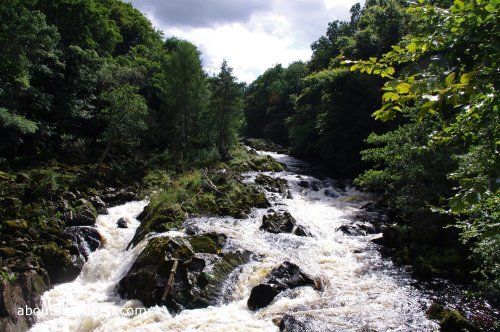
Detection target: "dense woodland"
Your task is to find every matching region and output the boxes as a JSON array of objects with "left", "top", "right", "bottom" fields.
[
  {"left": 0, "top": 0, "right": 498, "bottom": 320},
  {"left": 244, "top": 0, "right": 499, "bottom": 301},
  {"left": 0, "top": 0, "right": 244, "bottom": 168}
]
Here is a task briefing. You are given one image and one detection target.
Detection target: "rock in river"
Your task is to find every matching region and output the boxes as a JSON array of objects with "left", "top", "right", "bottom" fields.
[
  {"left": 260, "top": 212, "right": 311, "bottom": 237},
  {"left": 247, "top": 261, "right": 315, "bottom": 311},
  {"left": 118, "top": 233, "right": 252, "bottom": 312}
]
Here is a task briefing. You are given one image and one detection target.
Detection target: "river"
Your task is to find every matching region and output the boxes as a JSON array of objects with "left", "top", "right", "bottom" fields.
[{"left": 31, "top": 151, "right": 491, "bottom": 331}]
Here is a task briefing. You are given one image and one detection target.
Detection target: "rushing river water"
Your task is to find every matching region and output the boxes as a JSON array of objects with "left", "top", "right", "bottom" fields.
[{"left": 31, "top": 151, "right": 496, "bottom": 331}]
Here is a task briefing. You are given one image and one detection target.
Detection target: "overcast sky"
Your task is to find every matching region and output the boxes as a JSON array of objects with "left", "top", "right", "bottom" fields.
[{"left": 128, "top": 0, "right": 360, "bottom": 83}]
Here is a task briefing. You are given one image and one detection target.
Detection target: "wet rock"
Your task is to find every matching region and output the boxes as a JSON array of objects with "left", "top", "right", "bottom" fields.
[
  {"left": 103, "top": 188, "right": 136, "bottom": 206},
  {"left": 298, "top": 181, "right": 309, "bottom": 188},
  {"left": 247, "top": 284, "right": 280, "bottom": 311},
  {"left": 0, "top": 279, "right": 30, "bottom": 331},
  {"left": 426, "top": 302, "right": 480, "bottom": 332},
  {"left": 117, "top": 217, "right": 130, "bottom": 229},
  {"left": 279, "top": 315, "right": 311, "bottom": 332},
  {"left": 323, "top": 189, "right": 338, "bottom": 198},
  {"left": 90, "top": 196, "right": 108, "bottom": 215},
  {"left": 361, "top": 202, "right": 377, "bottom": 212},
  {"left": 293, "top": 226, "right": 311, "bottom": 237},
  {"left": 34, "top": 242, "right": 82, "bottom": 284},
  {"left": 255, "top": 175, "right": 289, "bottom": 197},
  {"left": 261, "top": 212, "right": 310, "bottom": 237},
  {"left": 337, "top": 221, "right": 376, "bottom": 236},
  {"left": 118, "top": 234, "right": 252, "bottom": 312},
  {"left": 311, "top": 182, "right": 320, "bottom": 191},
  {"left": 63, "top": 199, "right": 98, "bottom": 227},
  {"left": 261, "top": 212, "right": 295, "bottom": 234},
  {"left": 247, "top": 261, "right": 315, "bottom": 311},
  {"left": 64, "top": 226, "right": 102, "bottom": 260}
]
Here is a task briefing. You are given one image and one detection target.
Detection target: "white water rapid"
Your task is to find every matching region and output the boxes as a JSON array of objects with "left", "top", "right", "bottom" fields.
[{"left": 31, "top": 152, "right": 440, "bottom": 331}]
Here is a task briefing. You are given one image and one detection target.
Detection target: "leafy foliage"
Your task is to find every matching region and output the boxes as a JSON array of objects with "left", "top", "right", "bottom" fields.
[{"left": 350, "top": 0, "right": 499, "bottom": 295}]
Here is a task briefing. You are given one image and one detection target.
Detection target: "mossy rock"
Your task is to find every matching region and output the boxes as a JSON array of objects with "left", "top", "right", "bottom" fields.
[
  {"left": 255, "top": 175, "right": 288, "bottom": 196},
  {"left": 188, "top": 233, "right": 226, "bottom": 254},
  {"left": 0, "top": 197, "right": 22, "bottom": 219},
  {"left": 0, "top": 171, "right": 15, "bottom": 181},
  {"left": 252, "top": 191, "right": 271, "bottom": 208},
  {"left": 252, "top": 155, "right": 285, "bottom": 172},
  {"left": 130, "top": 203, "right": 187, "bottom": 247},
  {"left": 241, "top": 138, "right": 289, "bottom": 154},
  {"left": 1, "top": 219, "right": 28, "bottom": 231},
  {"left": 0, "top": 247, "right": 16, "bottom": 258},
  {"left": 226, "top": 144, "right": 285, "bottom": 173},
  {"left": 119, "top": 233, "right": 251, "bottom": 312},
  {"left": 133, "top": 236, "right": 195, "bottom": 270},
  {"left": 34, "top": 242, "right": 81, "bottom": 284},
  {"left": 426, "top": 302, "right": 480, "bottom": 332}
]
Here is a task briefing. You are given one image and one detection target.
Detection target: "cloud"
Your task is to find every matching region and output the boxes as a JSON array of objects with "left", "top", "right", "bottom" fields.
[
  {"left": 129, "top": 0, "right": 272, "bottom": 27},
  {"left": 129, "top": 0, "right": 361, "bottom": 82}
]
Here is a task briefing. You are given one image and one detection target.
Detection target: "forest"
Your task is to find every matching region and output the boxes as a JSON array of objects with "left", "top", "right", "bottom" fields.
[{"left": 0, "top": 0, "right": 498, "bottom": 331}]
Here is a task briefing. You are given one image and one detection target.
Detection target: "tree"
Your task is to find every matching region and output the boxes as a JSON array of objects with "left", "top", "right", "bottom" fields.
[
  {"left": 99, "top": 84, "right": 148, "bottom": 161},
  {"left": 157, "top": 38, "right": 209, "bottom": 153},
  {"left": 208, "top": 60, "right": 244, "bottom": 158},
  {"left": 0, "top": 0, "right": 62, "bottom": 159}
]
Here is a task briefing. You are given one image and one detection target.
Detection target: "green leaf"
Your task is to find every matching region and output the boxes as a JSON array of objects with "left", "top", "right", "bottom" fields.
[
  {"left": 449, "top": 196, "right": 465, "bottom": 213},
  {"left": 464, "top": 192, "right": 480, "bottom": 205},
  {"left": 396, "top": 82, "right": 411, "bottom": 94},
  {"left": 445, "top": 72, "right": 456, "bottom": 86},
  {"left": 382, "top": 92, "right": 400, "bottom": 101},
  {"left": 460, "top": 72, "right": 473, "bottom": 84},
  {"left": 455, "top": 0, "right": 465, "bottom": 10},
  {"left": 406, "top": 43, "right": 417, "bottom": 53},
  {"left": 484, "top": 3, "right": 496, "bottom": 12}
]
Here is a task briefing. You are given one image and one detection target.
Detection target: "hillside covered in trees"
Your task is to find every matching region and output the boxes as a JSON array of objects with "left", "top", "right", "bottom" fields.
[
  {"left": 0, "top": 0, "right": 244, "bottom": 167},
  {"left": 243, "top": 0, "right": 499, "bottom": 303}
]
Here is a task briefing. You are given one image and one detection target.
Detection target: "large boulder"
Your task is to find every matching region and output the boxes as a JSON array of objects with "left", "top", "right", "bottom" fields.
[
  {"left": 426, "top": 302, "right": 480, "bottom": 332},
  {"left": 129, "top": 203, "right": 186, "bottom": 248},
  {"left": 0, "top": 268, "right": 50, "bottom": 331},
  {"left": 117, "top": 217, "right": 130, "bottom": 229},
  {"left": 0, "top": 279, "right": 30, "bottom": 332},
  {"left": 63, "top": 198, "right": 97, "bottom": 227},
  {"left": 247, "top": 261, "right": 315, "bottom": 311},
  {"left": 118, "top": 233, "right": 251, "bottom": 312},
  {"left": 261, "top": 212, "right": 310, "bottom": 237},
  {"left": 64, "top": 226, "right": 102, "bottom": 260},
  {"left": 255, "top": 175, "right": 290, "bottom": 198},
  {"left": 103, "top": 187, "right": 136, "bottom": 206},
  {"left": 34, "top": 242, "right": 82, "bottom": 284}
]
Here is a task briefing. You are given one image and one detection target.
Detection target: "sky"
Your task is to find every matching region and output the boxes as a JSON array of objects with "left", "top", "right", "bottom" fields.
[{"left": 128, "top": 0, "right": 360, "bottom": 83}]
